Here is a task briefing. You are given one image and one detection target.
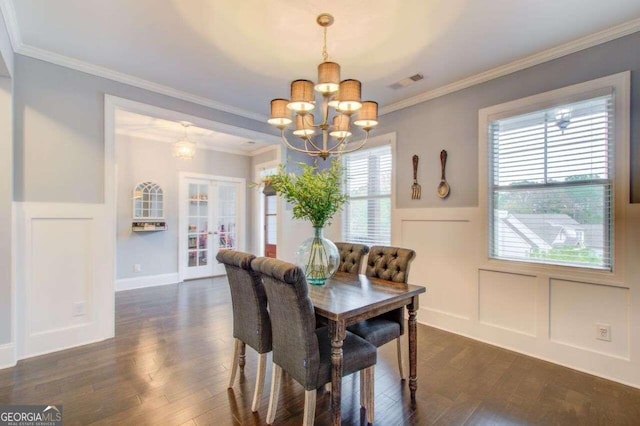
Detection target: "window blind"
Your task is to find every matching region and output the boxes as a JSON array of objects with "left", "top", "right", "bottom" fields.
[
  {"left": 489, "top": 94, "right": 613, "bottom": 269},
  {"left": 342, "top": 145, "right": 392, "bottom": 246}
]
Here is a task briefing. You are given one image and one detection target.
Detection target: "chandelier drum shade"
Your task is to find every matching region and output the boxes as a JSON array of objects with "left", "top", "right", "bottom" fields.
[
  {"left": 268, "top": 13, "right": 378, "bottom": 159},
  {"left": 172, "top": 121, "right": 196, "bottom": 160}
]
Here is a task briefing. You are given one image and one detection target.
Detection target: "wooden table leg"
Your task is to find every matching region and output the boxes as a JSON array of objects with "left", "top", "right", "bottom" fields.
[
  {"left": 329, "top": 320, "right": 346, "bottom": 426},
  {"left": 408, "top": 296, "right": 419, "bottom": 401}
]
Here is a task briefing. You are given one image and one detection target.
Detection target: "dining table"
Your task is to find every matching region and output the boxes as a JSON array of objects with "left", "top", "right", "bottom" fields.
[{"left": 307, "top": 271, "right": 426, "bottom": 426}]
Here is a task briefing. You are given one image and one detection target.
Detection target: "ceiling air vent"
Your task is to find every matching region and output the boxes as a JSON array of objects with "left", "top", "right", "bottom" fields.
[{"left": 388, "top": 73, "right": 424, "bottom": 90}]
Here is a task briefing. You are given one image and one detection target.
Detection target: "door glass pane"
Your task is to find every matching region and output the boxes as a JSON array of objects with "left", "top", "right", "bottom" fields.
[
  {"left": 217, "top": 184, "right": 237, "bottom": 250},
  {"left": 188, "top": 183, "right": 211, "bottom": 269}
]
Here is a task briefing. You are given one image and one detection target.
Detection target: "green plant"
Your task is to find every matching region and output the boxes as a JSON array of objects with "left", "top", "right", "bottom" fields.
[{"left": 266, "top": 159, "right": 348, "bottom": 228}]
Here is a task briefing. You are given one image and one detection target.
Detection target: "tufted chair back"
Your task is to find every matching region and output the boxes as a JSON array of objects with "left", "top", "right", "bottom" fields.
[
  {"left": 366, "top": 246, "right": 416, "bottom": 284},
  {"left": 251, "top": 257, "right": 322, "bottom": 390},
  {"left": 335, "top": 242, "right": 370, "bottom": 274},
  {"left": 216, "top": 250, "right": 272, "bottom": 354}
]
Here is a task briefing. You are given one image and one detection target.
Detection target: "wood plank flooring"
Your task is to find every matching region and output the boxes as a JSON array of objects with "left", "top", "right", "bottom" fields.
[{"left": 1, "top": 277, "right": 639, "bottom": 425}]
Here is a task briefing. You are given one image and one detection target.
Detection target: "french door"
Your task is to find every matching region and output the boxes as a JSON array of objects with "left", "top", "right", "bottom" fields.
[{"left": 179, "top": 173, "right": 245, "bottom": 280}]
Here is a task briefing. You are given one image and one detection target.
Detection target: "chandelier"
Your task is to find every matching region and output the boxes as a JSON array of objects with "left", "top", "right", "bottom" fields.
[
  {"left": 267, "top": 13, "right": 378, "bottom": 160},
  {"left": 172, "top": 121, "right": 196, "bottom": 160}
]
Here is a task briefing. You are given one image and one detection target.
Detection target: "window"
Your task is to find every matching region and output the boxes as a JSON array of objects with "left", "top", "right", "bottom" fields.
[
  {"left": 488, "top": 94, "right": 613, "bottom": 269},
  {"left": 342, "top": 145, "right": 392, "bottom": 245}
]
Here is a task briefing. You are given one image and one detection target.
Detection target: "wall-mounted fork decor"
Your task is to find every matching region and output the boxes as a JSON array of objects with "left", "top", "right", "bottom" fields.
[{"left": 411, "top": 154, "right": 421, "bottom": 200}]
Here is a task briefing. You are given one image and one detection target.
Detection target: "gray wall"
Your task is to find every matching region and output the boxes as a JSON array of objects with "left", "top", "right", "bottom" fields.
[
  {"left": 0, "top": 77, "right": 11, "bottom": 344},
  {"left": 13, "top": 54, "right": 276, "bottom": 203},
  {"left": 116, "top": 135, "right": 253, "bottom": 280},
  {"left": 378, "top": 31, "right": 640, "bottom": 207}
]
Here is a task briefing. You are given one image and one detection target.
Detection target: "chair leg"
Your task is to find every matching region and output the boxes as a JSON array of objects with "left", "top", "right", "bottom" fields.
[
  {"left": 251, "top": 353, "right": 268, "bottom": 412},
  {"left": 363, "top": 366, "right": 375, "bottom": 424},
  {"left": 303, "top": 389, "right": 317, "bottom": 426},
  {"left": 266, "top": 364, "right": 282, "bottom": 425},
  {"left": 360, "top": 370, "right": 365, "bottom": 407},
  {"left": 228, "top": 338, "right": 242, "bottom": 388},
  {"left": 397, "top": 336, "right": 407, "bottom": 380}
]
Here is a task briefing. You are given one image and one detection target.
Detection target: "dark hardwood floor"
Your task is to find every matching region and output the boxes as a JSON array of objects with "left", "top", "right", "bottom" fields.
[{"left": 1, "top": 278, "right": 639, "bottom": 425}]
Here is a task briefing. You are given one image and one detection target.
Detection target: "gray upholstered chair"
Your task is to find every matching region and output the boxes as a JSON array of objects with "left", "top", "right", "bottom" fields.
[
  {"left": 347, "top": 245, "right": 416, "bottom": 380},
  {"left": 251, "top": 257, "right": 376, "bottom": 425},
  {"left": 335, "top": 242, "right": 370, "bottom": 274},
  {"left": 216, "top": 250, "right": 271, "bottom": 412}
]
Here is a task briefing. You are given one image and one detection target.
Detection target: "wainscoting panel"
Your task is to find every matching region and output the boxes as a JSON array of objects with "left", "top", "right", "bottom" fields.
[
  {"left": 0, "top": 343, "right": 15, "bottom": 369},
  {"left": 478, "top": 270, "right": 537, "bottom": 336},
  {"left": 394, "top": 205, "right": 640, "bottom": 389},
  {"left": 550, "top": 279, "right": 630, "bottom": 359},
  {"left": 397, "top": 208, "right": 480, "bottom": 321},
  {"left": 16, "top": 202, "right": 113, "bottom": 359}
]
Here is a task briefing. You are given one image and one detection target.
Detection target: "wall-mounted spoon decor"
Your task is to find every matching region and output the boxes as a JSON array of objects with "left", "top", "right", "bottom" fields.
[{"left": 437, "top": 150, "right": 450, "bottom": 198}]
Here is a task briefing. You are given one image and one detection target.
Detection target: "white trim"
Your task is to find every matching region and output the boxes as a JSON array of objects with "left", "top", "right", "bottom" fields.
[
  {"left": 380, "top": 18, "right": 640, "bottom": 116},
  {"left": 478, "top": 71, "right": 630, "bottom": 284},
  {"left": 0, "top": 342, "right": 15, "bottom": 369},
  {"left": 115, "top": 273, "right": 180, "bottom": 292},
  {"left": 0, "top": 0, "right": 20, "bottom": 51}
]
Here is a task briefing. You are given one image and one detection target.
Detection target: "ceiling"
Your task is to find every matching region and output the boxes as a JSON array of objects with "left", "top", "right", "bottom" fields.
[
  {"left": 115, "top": 110, "right": 273, "bottom": 155},
  {"left": 4, "top": 0, "right": 640, "bottom": 123}
]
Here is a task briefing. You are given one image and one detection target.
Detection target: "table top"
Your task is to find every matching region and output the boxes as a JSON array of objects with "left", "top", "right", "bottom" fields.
[{"left": 308, "top": 272, "right": 426, "bottom": 323}]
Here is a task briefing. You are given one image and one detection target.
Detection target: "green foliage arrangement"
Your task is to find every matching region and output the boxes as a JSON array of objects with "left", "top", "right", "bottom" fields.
[{"left": 266, "top": 159, "right": 348, "bottom": 228}]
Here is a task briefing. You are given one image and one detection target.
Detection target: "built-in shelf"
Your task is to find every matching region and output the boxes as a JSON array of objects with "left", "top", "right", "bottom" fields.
[{"left": 132, "top": 221, "right": 167, "bottom": 232}]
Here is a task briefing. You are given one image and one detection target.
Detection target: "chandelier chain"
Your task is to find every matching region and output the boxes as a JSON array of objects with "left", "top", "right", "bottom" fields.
[{"left": 322, "top": 26, "right": 328, "bottom": 62}]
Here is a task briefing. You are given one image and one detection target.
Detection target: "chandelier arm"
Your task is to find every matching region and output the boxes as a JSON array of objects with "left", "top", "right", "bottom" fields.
[
  {"left": 280, "top": 130, "right": 326, "bottom": 156},
  {"left": 332, "top": 131, "right": 371, "bottom": 155}
]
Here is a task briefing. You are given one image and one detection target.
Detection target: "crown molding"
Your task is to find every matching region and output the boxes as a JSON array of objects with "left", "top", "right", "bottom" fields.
[
  {"left": 380, "top": 17, "right": 640, "bottom": 116},
  {"left": 16, "top": 43, "right": 266, "bottom": 122},
  {"left": 0, "top": 0, "right": 21, "bottom": 50}
]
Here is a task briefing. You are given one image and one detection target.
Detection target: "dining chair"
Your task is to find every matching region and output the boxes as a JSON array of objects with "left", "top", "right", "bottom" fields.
[
  {"left": 216, "top": 249, "right": 271, "bottom": 412},
  {"left": 347, "top": 245, "right": 416, "bottom": 380},
  {"left": 251, "top": 256, "right": 377, "bottom": 425},
  {"left": 335, "top": 242, "right": 370, "bottom": 274}
]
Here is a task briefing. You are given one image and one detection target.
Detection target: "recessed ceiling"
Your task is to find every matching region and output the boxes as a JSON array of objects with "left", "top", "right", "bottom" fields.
[
  {"left": 5, "top": 0, "right": 640, "bottom": 120},
  {"left": 115, "top": 110, "right": 273, "bottom": 155}
]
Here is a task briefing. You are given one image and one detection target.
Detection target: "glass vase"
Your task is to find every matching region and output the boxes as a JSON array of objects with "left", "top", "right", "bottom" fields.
[{"left": 295, "top": 226, "right": 339, "bottom": 286}]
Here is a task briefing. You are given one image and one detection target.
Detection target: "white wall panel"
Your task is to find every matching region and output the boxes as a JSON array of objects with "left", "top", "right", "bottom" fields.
[
  {"left": 395, "top": 204, "right": 640, "bottom": 389},
  {"left": 16, "top": 202, "right": 113, "bottom": 359},
  {"left": 30, "top": 218, "right": 92, "bottom": 333},
  {"left": 397, "top": 208, "right": 479, "bottom": 320},
  {"left": 479, "top": 270, "right": 537, "bottom": 336},
  {"left": 550, "top": 279, "right": 629, "bottom": 359}
]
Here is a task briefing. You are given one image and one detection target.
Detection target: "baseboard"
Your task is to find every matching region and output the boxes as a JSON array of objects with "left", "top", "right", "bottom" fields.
[
  {"left": 115, "top": 273, "right": 180, "bottom": 292},
  {"left": 0, "top": 343, "right": 16, "bottom": 370}
]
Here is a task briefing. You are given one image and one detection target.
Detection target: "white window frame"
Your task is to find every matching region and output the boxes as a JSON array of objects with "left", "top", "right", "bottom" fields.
[
  {"left": 339, "top": 132, "right": 397, "bottom": 246},
  {"left": 478, "top": 72, "right": 629, "bottom": 283}
]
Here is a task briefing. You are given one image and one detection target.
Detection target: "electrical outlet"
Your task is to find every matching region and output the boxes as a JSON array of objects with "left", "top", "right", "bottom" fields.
[
  {"left": 73, "top": 302, "right": 85, "bottom": 317},
  {"left": 133, "top": 264, "right": 142, "bottom": 273},
  {"left": 596, "top": 323, "right": 611, "bottom": 342}
]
